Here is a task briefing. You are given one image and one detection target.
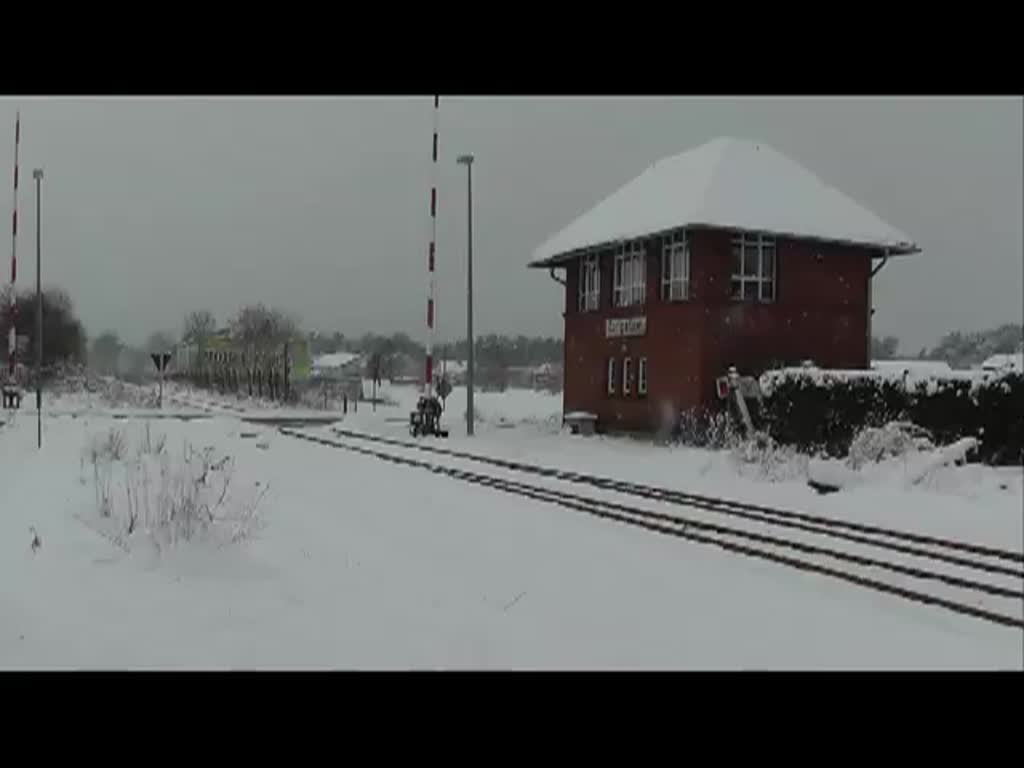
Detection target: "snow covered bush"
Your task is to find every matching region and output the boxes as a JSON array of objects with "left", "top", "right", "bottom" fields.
[
  {"left": 846, "top": 421, "right": 934, "bottom": 470},
  {"left": 49, "top": 372, "right": 142, "bottom": 411},
  {"left": 83, "top": 428, "right": 126, "bottom": 517},
  {"left": 83, "top": 426, "right": 268, "bottom": 554},
  {"left": 77, "top": 377, "right": 160, "bottom": 410},
  {"left": 729, "top": 430, "right": 808, "bottom": 482},
  {"left": 672, "top": 407, "right": 740, "bottom": 449},
  {"left": 88, "top": 427, "right": 128, "bottom": 462},
  {"left": 137, "top": 421, "right": 167, "bottom": 457}
]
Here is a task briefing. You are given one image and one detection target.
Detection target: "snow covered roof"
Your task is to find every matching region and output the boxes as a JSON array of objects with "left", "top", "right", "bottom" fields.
[
  {"left": 529, "top": 137, "right": 920, "bottom": 267},
  {"left": 312, "top": 352, "right": 362, "bottom": 370},
  {"left": 980, "top": 353, "right": 1024, "bottom": 372}
]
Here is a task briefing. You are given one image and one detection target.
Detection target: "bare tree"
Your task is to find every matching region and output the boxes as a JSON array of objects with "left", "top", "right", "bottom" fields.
[
  {"left": 229, "top": 305, "right": 300, "bottom": 392},
  {"left": 183, "top": 310, "right": 216, "bottom": 345},
  {"left": 230, "top": 303, "right": 299, "bottom": 351},
  {"left": 90, "top": 332, "right": 124, "bottom": 376},
  {"left": 146, "top": 331, "right": 177, "bottom": 353},
  {"left": 1, "top": 286, "right": 87, "bottom": 371},
  {"left": 183, "top": 310, "right": 217, "bottom": 371},
  {"left": 924, "top": 323, "right": 1024, "bottom": 368},
  {"left": 871, "top": 335, "right": 900, "bottom": 360}
]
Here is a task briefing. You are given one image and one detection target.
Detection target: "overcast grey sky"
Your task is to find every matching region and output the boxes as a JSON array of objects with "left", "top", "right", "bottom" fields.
[{"left": 2, "top": 96, "right": 1021, "bottom": 354}]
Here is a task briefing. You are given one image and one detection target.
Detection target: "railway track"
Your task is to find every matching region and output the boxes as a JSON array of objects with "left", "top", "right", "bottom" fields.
[
  {"left": 167, "top": 394, "right": 247, "bottom": 415},
  {"left": 326, "top": 426, "right": 1023, "bottom": 567},
  {"left": 279, "top": 425, "right": 1024, "bottom": 630}
]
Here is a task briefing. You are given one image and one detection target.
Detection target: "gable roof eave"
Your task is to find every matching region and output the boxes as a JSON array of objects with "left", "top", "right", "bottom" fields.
[{"left": 528, "top": 222, "right": 920, "bottom": 269}]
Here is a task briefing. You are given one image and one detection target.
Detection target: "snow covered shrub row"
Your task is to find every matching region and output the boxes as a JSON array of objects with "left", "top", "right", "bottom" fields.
[
  {"left": 758, "top": 370, "right": 1024, "bottom": 465},
  {"left": 55, "top": 376, "right": 153, "bottom": 409}
]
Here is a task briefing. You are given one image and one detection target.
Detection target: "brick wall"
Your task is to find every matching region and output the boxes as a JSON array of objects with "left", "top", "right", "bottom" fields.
[{"left": 559, "top": 227, "right": 872, "bottom": 432}]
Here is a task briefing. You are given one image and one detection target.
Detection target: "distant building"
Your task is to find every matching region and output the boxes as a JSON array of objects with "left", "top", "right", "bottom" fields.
[
  {"left": 980, "top": 353, "right": 1024, "bottom": 373},
  {"left": 529, "top": 137, "right": 920, "bottom": 433},
  {"left": 175, "top": 331, "right": 311, "bottom": 382},
  {"left": 310, "top": 352, "right": 364, "bottom": 400},
  {"left": 311, "top": 352, "right": 364, "bottom": 380},
  {"left": 504, "top": 363, "right": 565, "bottom": 391}
]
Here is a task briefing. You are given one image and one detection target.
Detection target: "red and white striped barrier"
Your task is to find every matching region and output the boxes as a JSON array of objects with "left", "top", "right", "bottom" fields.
[
  {"left": 7, "top": 112, "right": 19, "bottom": 376},
  {"left": 424, "top": 95, "right": 439, "bottom": 396}
]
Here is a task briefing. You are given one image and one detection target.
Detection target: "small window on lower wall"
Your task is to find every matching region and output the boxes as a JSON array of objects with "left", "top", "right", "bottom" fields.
[
  {"left": 607, "top": 358, "right": 617, "bottom": 396},
  {"left": 638, "top": 357, "right": 648, "bottom": 396},
  {"left": 623, "top": 357, "right": 633, "bottom": 395}
]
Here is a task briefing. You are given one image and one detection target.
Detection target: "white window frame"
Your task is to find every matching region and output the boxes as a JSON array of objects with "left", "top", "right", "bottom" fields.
[
  {"left": 730, "top": 232, "right": 776, "bottom": 303},
  {"left": 661, "top": 230, "right": 689, "bottom": 301},
  {"left": 578, "top": 253, "right": 600, "bottom": 313},
  {"left": 607, "top": 358, "right": 617, "bottom": 396},
  {"left": 638, "top": 357, "right": 648, "bottom": 396},
  {"left": 612, "top": 241, "right": 646, "bottom": 308},
  {"left": 623, "top": 357, "right": 633, "bottom": 395}
]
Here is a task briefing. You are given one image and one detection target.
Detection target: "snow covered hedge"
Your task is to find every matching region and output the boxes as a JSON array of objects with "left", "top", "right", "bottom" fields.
[{"left": 757, "top": 368, "right": 1024, "bottom": 465}]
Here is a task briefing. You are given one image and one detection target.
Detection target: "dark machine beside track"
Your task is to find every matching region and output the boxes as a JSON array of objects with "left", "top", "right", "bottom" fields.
[{"left": 410, "top": 394, "right": 448, "bottom": 437}]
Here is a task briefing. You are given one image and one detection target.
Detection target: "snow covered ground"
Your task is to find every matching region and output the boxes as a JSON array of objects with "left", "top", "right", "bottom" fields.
[
  {"left": 2, "top": 387, "right": 1021, "bottom": 669},
  {"left": 152, "top": 380, "right": 1024, "bottom": 552},
  {"left": 333, "top": 385, "right": 1023, "bottom": 552},
  {"left": 68, "top": 379, "right": 1024, "bottom": 552}
]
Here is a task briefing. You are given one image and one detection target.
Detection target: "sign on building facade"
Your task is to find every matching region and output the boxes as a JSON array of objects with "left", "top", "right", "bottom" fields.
[{"left": 605, "top": 316, "right": 647, "bottom": 338}]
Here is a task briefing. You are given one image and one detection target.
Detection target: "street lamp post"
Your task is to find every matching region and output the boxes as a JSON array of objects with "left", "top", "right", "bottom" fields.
[
  {"left": 457, "top": 153, "right": 474, "bottom": 437},
  {"left": 32, "top": 168, "right": 43, "bottom": 450}
]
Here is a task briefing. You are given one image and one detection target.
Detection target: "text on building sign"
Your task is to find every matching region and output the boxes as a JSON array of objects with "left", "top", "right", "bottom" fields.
[{"left": 605, "top": 316, "right": 647, "bottom": 338}]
